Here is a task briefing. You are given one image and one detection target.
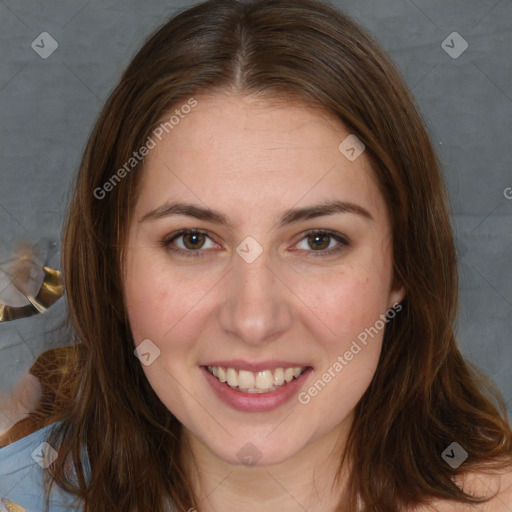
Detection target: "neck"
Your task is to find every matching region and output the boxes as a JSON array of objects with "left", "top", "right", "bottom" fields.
[{"left": 180, "top": 412, "right": 355, "bottom": 512}]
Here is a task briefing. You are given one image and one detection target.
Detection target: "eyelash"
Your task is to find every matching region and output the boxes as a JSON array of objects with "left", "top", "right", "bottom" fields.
[{"left": 161, "top": 228, "right": 350, "bottom": 259}]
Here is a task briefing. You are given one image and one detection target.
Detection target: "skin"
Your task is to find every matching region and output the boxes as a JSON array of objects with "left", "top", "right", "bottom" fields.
[
  {"left": 122, "top": 92, "right": 512, "bottom": 511},
  {"left": 419, "top": 470, "right": 512, "bottom": 512},
  {"left": 123, "top": 91, "right": 404, "bottom": 511}
]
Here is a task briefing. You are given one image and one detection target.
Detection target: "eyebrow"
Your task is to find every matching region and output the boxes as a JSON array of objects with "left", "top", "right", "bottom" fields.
[{"left": 138, "top": 199, "right": 374, "bottom": 227}]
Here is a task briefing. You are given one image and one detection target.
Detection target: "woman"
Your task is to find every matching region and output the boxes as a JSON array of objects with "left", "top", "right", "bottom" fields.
[{"left": 1, "top": 0, "right": 511, "bottom": 510}]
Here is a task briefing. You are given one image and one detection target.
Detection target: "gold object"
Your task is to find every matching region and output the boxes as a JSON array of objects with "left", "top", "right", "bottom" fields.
[
  {"left": 0, "top": 266, "right": 63, "bottom": 323},
  {"left": 0, "top": 498, "right": 27, "bottom": 512}
]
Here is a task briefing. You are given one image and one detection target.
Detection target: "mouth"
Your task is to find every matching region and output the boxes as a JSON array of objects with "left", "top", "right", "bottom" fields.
[{"left": 204, "top": 365, "right": 309, "bottom": 394}]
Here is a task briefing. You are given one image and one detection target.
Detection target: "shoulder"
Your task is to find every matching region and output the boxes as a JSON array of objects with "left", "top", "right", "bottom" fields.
[
  {"left": 0, "top": 422, "right": 82, "bottom": 511},
  {"left": 415, "top": 465, "right": 512, "bottom": 512}
]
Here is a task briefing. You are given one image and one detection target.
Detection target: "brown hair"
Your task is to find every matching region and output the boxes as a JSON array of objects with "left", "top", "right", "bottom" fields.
[{"left": 31, "top": 0, "right": 512, "bottom": 510}]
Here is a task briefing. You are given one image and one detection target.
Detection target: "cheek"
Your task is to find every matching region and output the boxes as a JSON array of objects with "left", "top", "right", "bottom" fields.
[
  {"left": 124, "top": 254, "right": 215, "bottom": 353},
  {"left": 294, "top": 266, "right": 391, "bottom": 347},
  {"left": 125, "top": 275, "right": 183, "bottom": 345},
  {"left": 296, "top": 273, "right": 390, "bottom": 415},
  {"left": 123, "top": 261, "right": 201, "bottom": 412}
]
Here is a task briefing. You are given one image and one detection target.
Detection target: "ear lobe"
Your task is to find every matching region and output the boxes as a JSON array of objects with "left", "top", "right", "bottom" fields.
[{"left": 388, "top": 279, "right": 406, "bottom": 309}]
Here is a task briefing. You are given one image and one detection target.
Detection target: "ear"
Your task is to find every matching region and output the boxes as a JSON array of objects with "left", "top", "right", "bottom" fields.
[{"left": 388, "top": 277, "right": 406, "bottom": 309}]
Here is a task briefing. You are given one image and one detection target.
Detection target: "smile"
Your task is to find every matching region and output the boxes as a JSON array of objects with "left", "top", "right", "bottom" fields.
[{"left": 206, "top": 365, "right": 307, "bottom": 393}]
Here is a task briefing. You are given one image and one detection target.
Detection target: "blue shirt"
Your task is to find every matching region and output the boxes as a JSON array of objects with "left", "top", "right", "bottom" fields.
[
  {"left": 0, "top": 423, "right": 84, "bottom": 511},
  {"left": 0, "top": 424, "right": 179, "bottom": 511}
]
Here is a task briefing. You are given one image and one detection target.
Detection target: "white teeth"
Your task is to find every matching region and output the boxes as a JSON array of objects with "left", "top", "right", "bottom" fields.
[
  {"left": 217, "top": 367, "right": 227, "bottom": 382},
  {"left": 255, "top": 370, "right": 273, "bottom": 389},
  {"left": 207, "top": 365, "right": 307, "bottom": 393},
  {"left": 273, "top": 367, "right": 285, "bottom": 386},
  {"left": 244, "top": 386, "right": 277, "bottom": 393},
  {"left": 226, "top": 368, "right": 238, "bottom": 387},
  {"left": 238, "top": 370, "right": 255, "bottom": 389}
]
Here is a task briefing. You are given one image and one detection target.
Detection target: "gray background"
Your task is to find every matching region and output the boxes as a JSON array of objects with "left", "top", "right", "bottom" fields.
[{"left": 0, "top": 0, "right": 511, "bottom": 424}]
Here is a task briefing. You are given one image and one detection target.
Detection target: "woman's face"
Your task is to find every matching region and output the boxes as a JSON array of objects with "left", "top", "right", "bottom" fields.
[{"left": 123, "top": 92, "right": 405, "bottom": 466}]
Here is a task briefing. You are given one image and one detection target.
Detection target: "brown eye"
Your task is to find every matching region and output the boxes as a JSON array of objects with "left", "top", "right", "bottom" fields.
[
  {"left": 295, "top": 230, "right": 349, "bottom": 257},
  {"left": 182, "top": 232, "right": 206, "bottom": 250},
  {"left": 306, "top": 233, "right": 330, "bottom": 251},
  {"left": 161, "top": 229, "right": 217, "bottom": 258}
]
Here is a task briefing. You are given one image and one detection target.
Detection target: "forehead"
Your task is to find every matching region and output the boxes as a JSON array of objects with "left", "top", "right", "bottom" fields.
[{"left": 134, "top": 92, "right": 387, "bottom": 229}]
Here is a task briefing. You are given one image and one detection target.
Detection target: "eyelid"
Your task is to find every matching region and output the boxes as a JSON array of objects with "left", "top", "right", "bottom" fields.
[
  {"left": 295, "top": 229, "right": 350, "bottom": 257},
  {"left": 161, "top": 228, "right": 217, "bottom": 257},
  {"left": 161, "top": 228, "right": 350, "bottom": 258}
]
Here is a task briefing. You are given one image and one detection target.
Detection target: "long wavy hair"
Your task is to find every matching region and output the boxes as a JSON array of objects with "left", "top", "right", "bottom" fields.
[{"left": 33, "top": 0, "right": 512, "bottom": 510}]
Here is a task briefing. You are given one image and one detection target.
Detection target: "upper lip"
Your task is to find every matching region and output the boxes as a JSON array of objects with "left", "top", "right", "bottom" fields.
[{"left": 202, "top": 360, "right": 311, "bottom": 372}]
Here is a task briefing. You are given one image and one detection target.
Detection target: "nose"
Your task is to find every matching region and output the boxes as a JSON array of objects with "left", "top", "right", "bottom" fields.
[{"left": 218, "top": 245, "right": 293, "bottom": 346}]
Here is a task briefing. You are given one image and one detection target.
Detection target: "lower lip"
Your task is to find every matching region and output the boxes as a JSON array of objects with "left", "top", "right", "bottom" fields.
[{"left": 201, "top": 366, "right": 313, "bottom": 412}]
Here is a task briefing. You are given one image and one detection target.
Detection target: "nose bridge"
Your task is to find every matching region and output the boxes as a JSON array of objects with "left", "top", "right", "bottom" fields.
[{"left": 218, "top": 245, "right": 292, "bottom": 345}]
